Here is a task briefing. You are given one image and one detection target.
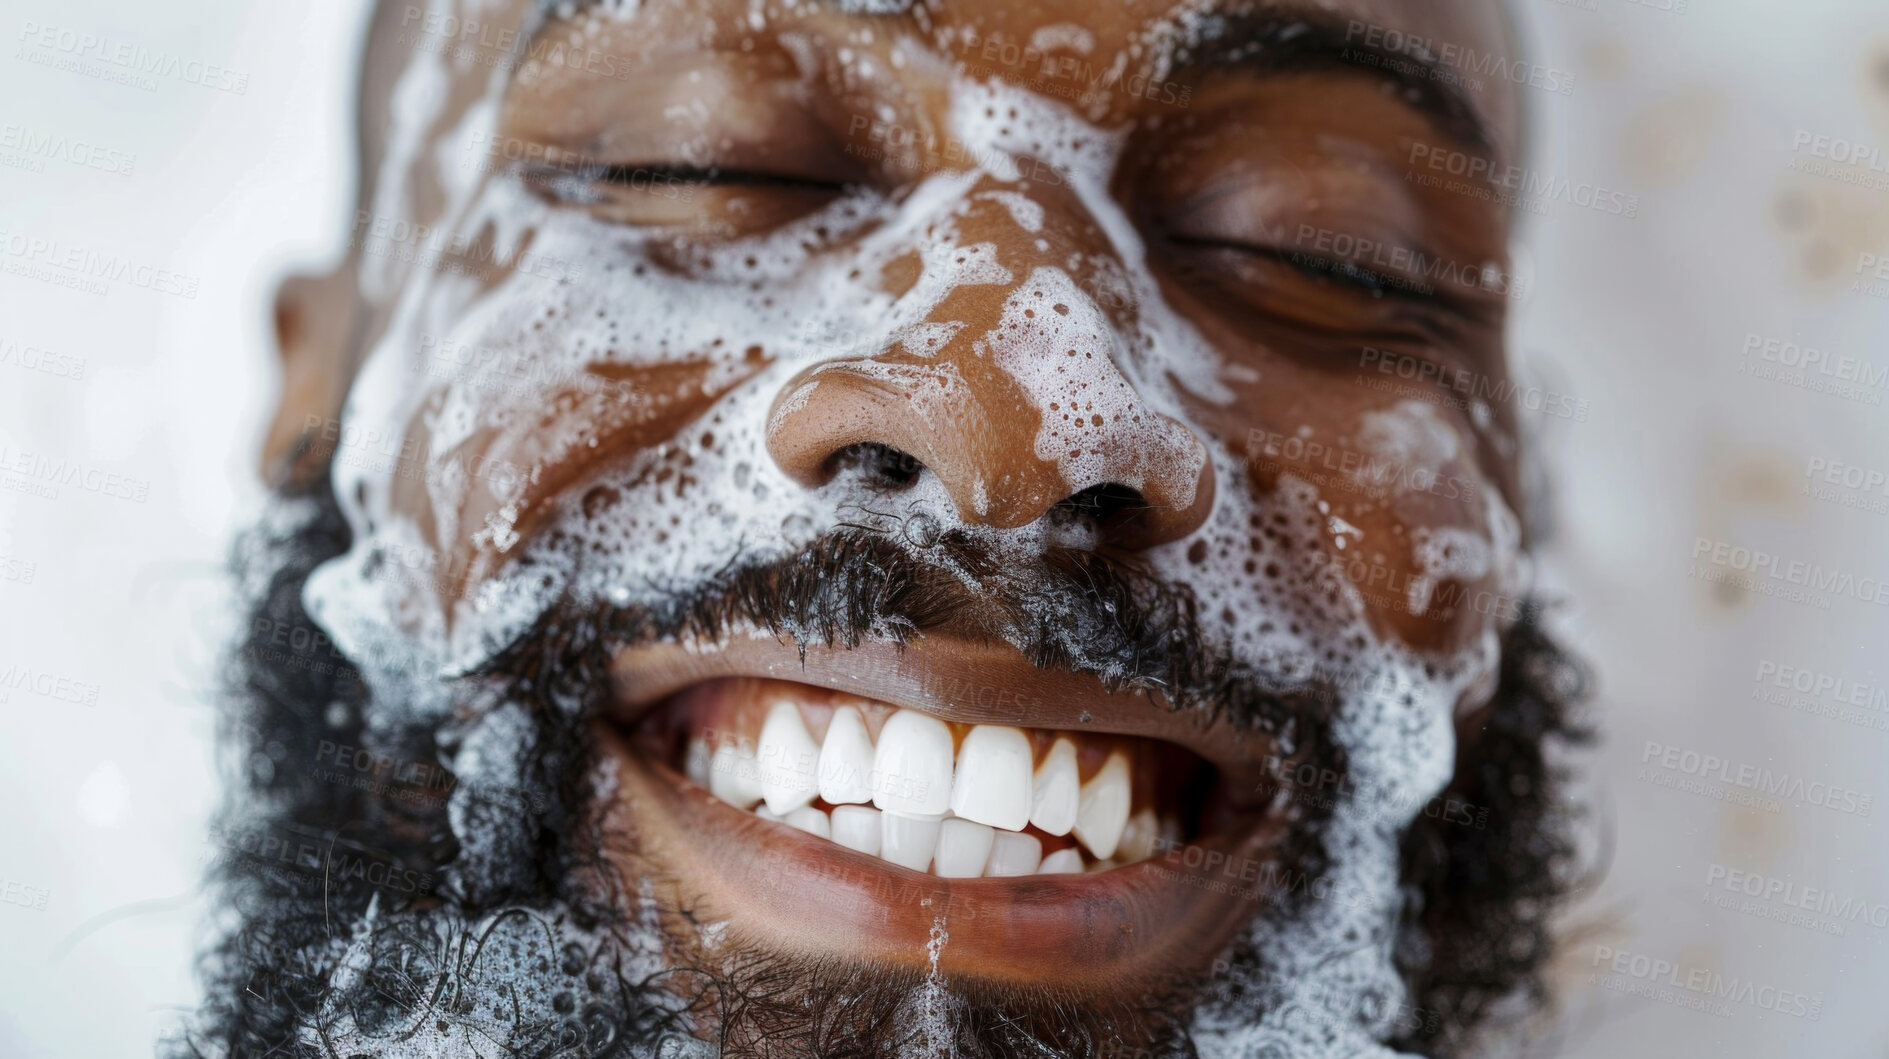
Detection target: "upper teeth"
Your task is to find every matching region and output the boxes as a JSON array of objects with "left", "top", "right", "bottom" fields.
[
  {"left": 1028, "top": 737, "right": 1080, "bottom": 836},
  {"left": 869, "top": 709, "right": 955, "bottom": 817},
  {"left": 690, "top": 706, "right": 1160, "bottom": 877},
  {"left": 757, "top": 702, "right": 821, "bottom": 815},
  {"left": 816, "top": 705, "right": 877, "bottom": 805},
  {"left": 948, "top": 724, "right": 1034, "bottom": 831}
]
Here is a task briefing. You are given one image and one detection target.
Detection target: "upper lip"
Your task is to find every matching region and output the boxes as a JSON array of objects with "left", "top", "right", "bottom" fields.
[{"left": 604, "top": 628, "right": 1281, "bottom": 801}]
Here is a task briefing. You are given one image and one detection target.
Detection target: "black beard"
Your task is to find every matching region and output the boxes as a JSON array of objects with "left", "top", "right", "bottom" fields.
[{"left": 166, "top": 474, "right": 1590, "bottom": 1058}]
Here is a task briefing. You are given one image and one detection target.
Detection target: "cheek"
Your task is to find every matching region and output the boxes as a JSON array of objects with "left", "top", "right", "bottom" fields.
[
  {"left": 1190, "top": 384, "right": 1521, "bottom": 655},
  {"left": 1322, "top": 451, "right": 1511, "bottom": 653}
]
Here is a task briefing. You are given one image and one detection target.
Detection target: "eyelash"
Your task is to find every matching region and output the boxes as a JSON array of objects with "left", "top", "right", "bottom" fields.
[
  {"left": 590, "top": 164, "right": 849, "bottom": 194},
  {"left": 1169, "top": 235, "right": 1429, "bottom": 302},
  {"left": 1277, "top": 250, "right": 1423, "bottom": 300}
]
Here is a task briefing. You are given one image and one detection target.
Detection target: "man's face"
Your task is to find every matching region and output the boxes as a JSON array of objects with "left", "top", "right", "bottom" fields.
[{"left": 255, "top": 0, "right": 1542, "bottom": 1053}]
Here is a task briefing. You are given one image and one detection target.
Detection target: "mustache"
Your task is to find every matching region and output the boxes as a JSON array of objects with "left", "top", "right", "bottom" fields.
[{"left": 477, "top": 520, "right": 1340, "bottom": 748}]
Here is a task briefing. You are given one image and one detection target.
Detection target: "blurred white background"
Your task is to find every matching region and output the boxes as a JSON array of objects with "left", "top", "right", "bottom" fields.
[
  {"left": 0, "top": 2, "right": 370, "bottom": 1056},
  {"left": 0, "top": 0, "right": 1885, "bottom": 1055}
]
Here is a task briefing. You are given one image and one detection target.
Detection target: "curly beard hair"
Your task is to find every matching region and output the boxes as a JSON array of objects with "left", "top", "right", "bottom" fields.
[{"left": 166, "top": 473, "right": 1590, "bottom": 1058}]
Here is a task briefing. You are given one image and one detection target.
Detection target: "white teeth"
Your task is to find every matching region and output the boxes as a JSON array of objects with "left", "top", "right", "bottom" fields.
[
  {"left": 685, "top": 738, "right": 712, "bottom": 786},
  {"left": 784, "top": 806, "right": 830, "bottom": 840},
  {"left": 880, "top": 811, "right": 943, "bottom": 872},
  {"left": 704, "top": 706, "right": 1170, "bottom": 876},
  {"left": 830, "top": 804, "right": 883, "bottom": 855},
  {"left": 1117, "top": 808, "right": 1159, "bottom": 864},
  {"left": 817, "top": 705, "right": 877, "bottom": 805},
  {"left": 934, "top": 818, "right": 996, "bottom": 877},
  {"left": 709, "top": 742, "right": 763, "bottom": 809},
  {"left": 1074, "top": 751, "right": 1131, "bottom": 860},
  {"left": 985, "top": 831, "right": 1043, "bottom": 877},
  {"left": 1029, "top": 738, "right": 1080, "bottom": 836},
  {"left": 949, "top": 725, "right": 1034, "bottom": 831},
  {"left": 1038, "top": 848, "right": 1085, "bottom": 874},
  {"left": 871, "top": 709, "right": 954, "bottom": 817},
  {"left": 757, "top": 702, "right": 821, "bottom": 814}
]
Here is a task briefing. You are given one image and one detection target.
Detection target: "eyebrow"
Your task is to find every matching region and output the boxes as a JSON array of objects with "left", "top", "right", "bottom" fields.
[{"left": 1162, "top": 12, "right": 1498, "bottom": 156}]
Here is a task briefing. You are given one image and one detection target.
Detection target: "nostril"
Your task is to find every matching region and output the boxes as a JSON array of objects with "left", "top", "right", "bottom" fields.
[
  {"left": 1051, "top": 482, "right": 1153, "bottom": 537},
  {"left": 823, "top": 442, "right": 926, "bottom": 491}
]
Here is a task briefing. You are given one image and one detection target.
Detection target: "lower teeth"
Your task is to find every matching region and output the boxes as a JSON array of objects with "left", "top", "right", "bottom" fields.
[{"left": 743, "top": 799, "right": 1166, "bottom": 877}]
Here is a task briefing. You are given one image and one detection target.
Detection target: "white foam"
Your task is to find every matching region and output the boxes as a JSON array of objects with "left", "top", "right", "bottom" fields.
[
  {"left": 1406, "top": 526, "right": 1493, "bottom": 616},
  {"left": 1028, "top": 24, "right": 1096, "bottom": 56},
  {"left": 300, "top": 18, "right": 1525, "bottom": 1052},
  {"left": 1358, "top": 399, "right": 1463, "bottom": 477}
]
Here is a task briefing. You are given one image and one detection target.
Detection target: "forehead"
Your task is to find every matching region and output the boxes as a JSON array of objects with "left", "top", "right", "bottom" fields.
[{"left": 482, "top": 0, "right": 1520, "bottom": 160}]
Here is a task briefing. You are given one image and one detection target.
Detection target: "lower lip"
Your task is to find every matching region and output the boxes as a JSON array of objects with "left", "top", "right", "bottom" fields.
[{"left": 596, "top": 720, "right": 1283, "bottom": 986}]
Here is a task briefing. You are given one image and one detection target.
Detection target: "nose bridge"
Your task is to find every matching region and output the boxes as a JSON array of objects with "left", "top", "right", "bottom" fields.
[{"left": 766, "top": 175, "right": 1214, "bottom": 547}]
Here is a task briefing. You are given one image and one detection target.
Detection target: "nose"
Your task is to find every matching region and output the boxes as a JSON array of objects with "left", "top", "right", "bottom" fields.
[{"left": 766, "top": 200, "right": 1214, "bottom": 551}]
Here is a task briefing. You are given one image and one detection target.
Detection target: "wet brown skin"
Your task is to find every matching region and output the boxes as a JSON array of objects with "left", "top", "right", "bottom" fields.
[{"left": 268, "top": 0, "right": 1527, "bottom": 999}]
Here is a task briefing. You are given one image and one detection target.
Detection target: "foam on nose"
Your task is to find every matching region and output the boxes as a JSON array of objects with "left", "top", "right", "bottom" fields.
[{"left": 982, "top": 265, "right": 1208, "bottom": 516}]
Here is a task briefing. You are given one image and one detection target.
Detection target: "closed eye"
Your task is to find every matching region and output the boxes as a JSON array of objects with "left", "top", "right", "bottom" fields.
[
  {"left": 519, "top": 160, "right": 856, "bottom": 235},
  {"left": 592, "top": 164, "right": 850, "bottom": 194},
  {"left": 1166, "top": 234, "right": 1432, "bottom": 301}
]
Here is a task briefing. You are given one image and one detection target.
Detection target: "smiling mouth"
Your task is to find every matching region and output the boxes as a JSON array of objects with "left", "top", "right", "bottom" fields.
[
  {"left": 639, "top": 677, "right": 1220, "bottom": 877},
  {"left": 600, "top": 638, "right": 1296, "bottom": 984}
]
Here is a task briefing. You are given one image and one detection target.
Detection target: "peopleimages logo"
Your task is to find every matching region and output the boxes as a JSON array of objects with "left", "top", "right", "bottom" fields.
[
  {"left": 1245, "top": 427, "right": 1479, "bottom": 503},
  {"left": 1690, "top": 536, "right": 1889, "bottom": 608},
  {"left": 1705, "top": 863, "right": 1889, "bottom": 932},
  {"left": 16, "top": 19, "right": 250, "bottom": 93},
  {"left": 0, "top": 123, "right": 136, "bottom": 177},
  {"left": 1742, "top": 333, "right": 1889, "bottom": 388},
  {"left": 1406, "top": 143, "right": 1639, "bottom": 217},
  {"left": 1358, "top": 347, "right": 1590, "bottom": 421},
  {"left": 1792, "top": 129, "right": 1889, "bottom": 173},
  {"left": 1292, "top": 224, "right": 1525, "bottom": 299},
  {"left": 1738, "top": 332, "right": 1885, "bottom": 405},
  {"left": 1640, "top": 740, "right": 1873, "bottom": 816},
  {"left": 396, "top": 6, "right": 634, "bottom": 80},
  {"left": 351, "top": 210, "right": 582, "bottom": 283},
  {"left": 1342, "top": 20, "right": 1576, "bottom": 95},
  {"left": 0, "top": 229, "right": 201, "bottom": 299},
  {"left": 210, "top": 822, "right": 434, "bottom": 896},
  {"left": 1804, "top": 456, "right": 1889, "bottom": 497},
  {"left": 0, "top": 444, "right": 151, "bottom": 503},
  {"left": 1752, "top": 658, "right": 1889, "bottom": 734},
  {"left": 843, "top": 114, "right": 1076, "bottom": 187},
  {"left": 953, "top": 28, "right": 1192, "bottom": 107},
  {"left": 1789, "top": 128, "right": 1889, "bottom": 190},
  {"left": 1754, "top": 660, "right": 1888, "bottom": 711},
  {"left": 1589, "top": 946, "right": 1822, "bottom": 1021},
  {"left": 0, "top": 338, "right": 85, "bottom": 380},
  {"left": 0, "top": 664, "right": 100, "bottom": 706}
]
